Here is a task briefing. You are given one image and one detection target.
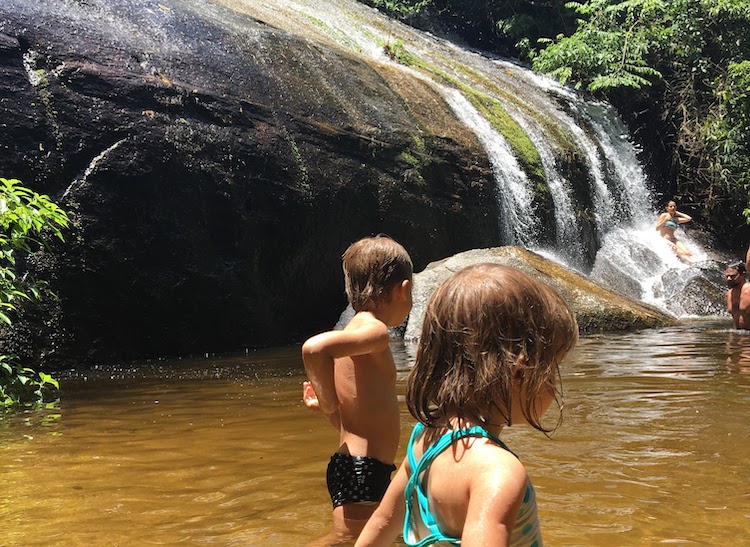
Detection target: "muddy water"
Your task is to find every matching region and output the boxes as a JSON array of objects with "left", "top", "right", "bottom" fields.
[{"left": 2, "top": 320, "right": 749, "bottom": 546}]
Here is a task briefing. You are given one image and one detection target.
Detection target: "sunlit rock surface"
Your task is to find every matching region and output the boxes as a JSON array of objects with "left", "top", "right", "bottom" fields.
[
  {"left": 0, "top": 0, "right": 499, "bottom": 365},
  {"left": 405, "top": 247, "right": 677, "bottom": 340},
  {"left": 1, "top": 0, "right": 723, "bottom": 366}
]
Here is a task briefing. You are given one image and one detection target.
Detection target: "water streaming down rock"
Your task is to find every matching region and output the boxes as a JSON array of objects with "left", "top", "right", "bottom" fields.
[
  {"left": 498, "top": 97, "right": 586, "bottom": 266},
  {"left": 0, "top": 0, "right": 728, "bottom": 370},
  {"left": 241, "top": 0, "right": 730, "bottom": 317},
  {"left": 440, "top": 87, "right": 538, "bottom": 247},
  {"left": 231, "top": 2, "right": 639, "bottom": 255}
]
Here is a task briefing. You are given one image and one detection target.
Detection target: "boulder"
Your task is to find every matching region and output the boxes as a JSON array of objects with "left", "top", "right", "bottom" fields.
[
  {"left": 405, "top": 247, "right": 677, "bottom": 339},
  {"left": 652, "top": 262, "right": 728, "bottom": 317}
]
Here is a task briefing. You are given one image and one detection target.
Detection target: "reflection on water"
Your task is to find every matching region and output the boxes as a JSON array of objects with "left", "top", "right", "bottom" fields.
[
  {"left": 725, "top": 330, "right": 750, "bottom": 373},
  {"left": 1, "top": 321, "right": 749, "bottom": 545}
]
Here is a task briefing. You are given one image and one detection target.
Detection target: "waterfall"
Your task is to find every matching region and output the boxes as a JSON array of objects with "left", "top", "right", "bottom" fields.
[
  {"left": 515, "top": 113, "right": 585, "bottom": 266},
  {"left": 241, "top": 0, "right": 594, "bottom": 255},
  {"left": 572, "top": 101, "right": 653, "bottom": 224},
  {"left": 440, "top": 88, "right": 538, "bottom": 247},
  {"left": 228, "top": 0, "right": 727, "bottom": 317}
]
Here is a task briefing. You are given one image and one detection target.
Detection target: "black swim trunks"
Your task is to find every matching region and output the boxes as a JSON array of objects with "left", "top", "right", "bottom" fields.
[{"left": 326, "top": 453, "right": 397, "bottom": 507}]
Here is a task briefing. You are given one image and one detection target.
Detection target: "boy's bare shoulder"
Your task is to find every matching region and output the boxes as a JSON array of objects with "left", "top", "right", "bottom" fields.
[
  {"left": 345, "top": 311, "right": 389, "bottom": 334},
  {"left": 302, "top": 311, "right": 390, "bottom": 360}
]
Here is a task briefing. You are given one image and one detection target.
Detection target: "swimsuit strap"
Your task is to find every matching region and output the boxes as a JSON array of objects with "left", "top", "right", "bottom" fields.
[{"left": 403, "top": 423, "right": 515, "bottom": 546}]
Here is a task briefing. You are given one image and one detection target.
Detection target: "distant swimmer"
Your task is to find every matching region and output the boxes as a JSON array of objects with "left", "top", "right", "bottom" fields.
[
  {"left": 656, "top": 200, "right": 694, "bottom": 263},
  {"left": 725, "top": 261, "right": 750, "bottom": 330}
]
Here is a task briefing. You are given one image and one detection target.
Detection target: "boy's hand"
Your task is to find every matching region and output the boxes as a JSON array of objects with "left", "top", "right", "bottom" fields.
[
  {"left": 303, "top": 380, "right": 341, "bottom": 430},
  {"left": 302, "top": 381, "right": 320, "bottom": 411}
]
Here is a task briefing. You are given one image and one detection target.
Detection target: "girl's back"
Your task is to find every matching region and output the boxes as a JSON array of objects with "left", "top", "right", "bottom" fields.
[
  {"left": 404, "top": 424, "right": 541, "bottom": 547},
  {"left": 354, "top": 264, "right": 577, "bottom": 547}
]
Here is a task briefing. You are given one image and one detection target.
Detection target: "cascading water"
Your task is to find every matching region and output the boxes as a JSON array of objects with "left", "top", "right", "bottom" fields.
[
  {"left": 499, "top": 101, "right": 586, "bottom": 267},
  {"left": 440, "top": 88, "right": 538, "bottom": 247},
  {"left": 576, "top": 102, "right": 653, "bottom": 222},
  {"left": 224, "top": 0, "right": 728, "bottom": 317}
]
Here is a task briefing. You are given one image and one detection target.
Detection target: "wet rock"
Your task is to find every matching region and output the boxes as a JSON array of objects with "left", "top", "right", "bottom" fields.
[
  {"left": 0, "top": 0, "right": 499, "bottom": 367},
  {"left": 590, "top": 230, "right": 666, "bottom": 300},
  {"left": 405, "top": 247, "right": 676, "bottom": 339},
  {"left": 652, "top": 261, "right": 727, "bottom": 317}
]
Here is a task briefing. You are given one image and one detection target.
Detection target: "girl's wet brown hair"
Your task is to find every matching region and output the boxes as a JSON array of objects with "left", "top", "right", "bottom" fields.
[
  {"left": 406, "top": 263, "right": 578, "bottom": 433},
  {"left": 342, "top": 234, "right": 413, "bottom": 312}
]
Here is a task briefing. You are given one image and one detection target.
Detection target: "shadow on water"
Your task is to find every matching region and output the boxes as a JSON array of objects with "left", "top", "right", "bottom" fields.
[{"left": 1, "top": 320, "right": 749, "bottom": 545}]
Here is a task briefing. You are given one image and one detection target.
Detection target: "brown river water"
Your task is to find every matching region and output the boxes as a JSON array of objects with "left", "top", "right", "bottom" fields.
[{"left": 2, "top": 319, "right": 749, "bottom": 546}]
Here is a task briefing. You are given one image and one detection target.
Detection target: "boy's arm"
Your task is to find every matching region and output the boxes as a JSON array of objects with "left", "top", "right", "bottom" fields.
[
  {"left": 302, "top": 381, "right": 341, "bottom": 429},
  {"left": 354, "top": 460, "right": 409, "bottom": 547},
  {"left": 301, "top": 317, "right": 390, "bottom": 418}
]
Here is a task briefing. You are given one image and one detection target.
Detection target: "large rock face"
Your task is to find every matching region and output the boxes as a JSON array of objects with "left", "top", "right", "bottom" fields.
[
  {"left": 405, "top": 247, "right": 677, "bottom": 340},
  {"left": 2, "top": 0, "right": 705, "bottom": 367},
  {"left": 0, "top": 0, "right": 501, "bottom": 366}
]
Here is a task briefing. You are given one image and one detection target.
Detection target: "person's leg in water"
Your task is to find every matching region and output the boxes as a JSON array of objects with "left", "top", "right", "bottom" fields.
[
  {"left": 309, "top": 452, "right": 395, "bottom": 546},
  {"left": 674, "top": 240, "right": 694, "bottom": 263},
  {"left": 308, "top": 503, "right": 378, "bottom": 546}
]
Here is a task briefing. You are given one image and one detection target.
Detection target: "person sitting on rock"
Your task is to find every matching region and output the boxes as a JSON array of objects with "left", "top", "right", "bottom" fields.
[{"left": 656, "top": 200, "right": 694, "bottom": 263}]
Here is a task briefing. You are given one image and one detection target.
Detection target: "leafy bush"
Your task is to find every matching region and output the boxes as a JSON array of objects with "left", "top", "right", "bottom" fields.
[
  {"left": 530, "top": 0, "right": 750, "bottom": 234},
  {"left": 1, "top": 354, "right": 60, "bottom": 407},
  {"left": 0, "top": 177, "right": 69, "bottom": 409},
  {"left": 532, "top": 0, "right": 665, "bottom": 92}
]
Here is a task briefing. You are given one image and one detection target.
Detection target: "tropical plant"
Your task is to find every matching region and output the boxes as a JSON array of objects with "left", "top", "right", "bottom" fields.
[
  {"left": 530, "top": 0, "right": 750, "bottom": 236},
  {"left": 368, "top": 0, "right": 432, "bottom": 19},
  {"left": 1, "top": 354, "right": 60, "bottom": 407},
  {"left": 532, "top": 0, "right": 665, "bottom": 92},
  {"left": 0, "top": 177, "right": 68, "bottom": 409}
]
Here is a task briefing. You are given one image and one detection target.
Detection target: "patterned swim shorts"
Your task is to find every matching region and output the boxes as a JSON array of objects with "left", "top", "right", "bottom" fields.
[{"left": 326, "top": 453, "right": 397, "bottom": 507}]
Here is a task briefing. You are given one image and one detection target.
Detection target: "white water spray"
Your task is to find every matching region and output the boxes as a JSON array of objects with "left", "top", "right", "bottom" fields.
[
  {"left": 224, "top": 0, "right": 726, "bottom": 316},
  {"left": 440, "top": 88, "right": 538, "bottom": 246}
]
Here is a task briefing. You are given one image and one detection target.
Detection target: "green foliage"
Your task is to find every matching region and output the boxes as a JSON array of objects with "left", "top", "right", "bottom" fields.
[
  {"left": 713, "top": 61, "right": 750, "bottom": 222},
  {"left": 1, "top": 354, "right": 60, "bottom": 408},
  {"left": 533, "top": 0, "right": 665, "bottom": 91},
  {"left": 0, "top": 177, "right": 68, "bottom": 409},
  {"left": 1, "top": 178, "right": 68, "bottom": 324},
  {"left": 370, "top": 0, "right": 432, "bottom": 19}
]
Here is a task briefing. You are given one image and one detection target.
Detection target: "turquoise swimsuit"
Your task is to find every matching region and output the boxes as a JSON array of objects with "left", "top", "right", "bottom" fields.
[
  {"left": 403, "top": 422, "right": 543, "bottom": 546},
  {"left": 664, "top": 218, "right": 678, "bottom": 230}
]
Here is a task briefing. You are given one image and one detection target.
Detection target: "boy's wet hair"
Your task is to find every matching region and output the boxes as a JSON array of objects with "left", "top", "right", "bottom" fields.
[
  {"left": 407, "top": 263, "right": 578, "bottom": 433},
  {"left": 728, "top": 261, "right": 746, "bottom": 274},
  {"left": 342, "top": 235, "right": 413, "bottom": 312}
]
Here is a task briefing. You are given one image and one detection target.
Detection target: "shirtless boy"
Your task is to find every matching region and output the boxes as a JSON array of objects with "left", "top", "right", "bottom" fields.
[
  {"left": 302, "top": 235, "right": 413, "bottom": 546},
  {"left": 725, "top": 261, "right": 750, "bottom": 329}
]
